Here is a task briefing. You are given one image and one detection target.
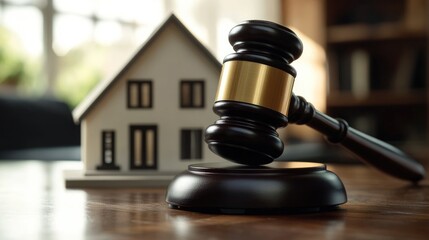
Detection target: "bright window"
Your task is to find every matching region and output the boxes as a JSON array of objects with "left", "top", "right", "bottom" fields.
[
  {"left": 0, "top": 0, "right": 280, "bottom": 107},
  {"left": 0, "top": 3, "right": 43, "bottom": 93}
]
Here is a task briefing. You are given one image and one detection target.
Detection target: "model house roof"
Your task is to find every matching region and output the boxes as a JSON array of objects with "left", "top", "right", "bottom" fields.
[{"left": 73, "top": 14, "right": 222, "bottom": 122}]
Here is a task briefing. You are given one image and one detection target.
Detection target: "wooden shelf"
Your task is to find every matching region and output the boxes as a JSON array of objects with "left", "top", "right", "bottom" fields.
[
  {"left": 327, "top": 90, "right": 427, "bottom": 108},
  {"left": 323, "top": 0, "right": 428, "bottom": 155},
  {"left": 327, "top": 22, "right": 426, "bottom": 44}
]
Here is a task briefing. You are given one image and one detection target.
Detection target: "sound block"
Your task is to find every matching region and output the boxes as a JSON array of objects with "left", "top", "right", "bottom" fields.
[{"left": 166, "top": 162, "right": 347, "bottom": 214}]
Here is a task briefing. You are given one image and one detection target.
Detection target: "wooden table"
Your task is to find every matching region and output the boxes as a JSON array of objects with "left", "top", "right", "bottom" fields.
[{"left": 0, "top": 160, "right": 428, "bottom": 240}]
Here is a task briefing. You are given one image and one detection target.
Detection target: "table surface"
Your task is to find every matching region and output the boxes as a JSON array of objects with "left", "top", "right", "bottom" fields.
[{"left": 0, "top": 160, "right": 428, "bottom": 240}]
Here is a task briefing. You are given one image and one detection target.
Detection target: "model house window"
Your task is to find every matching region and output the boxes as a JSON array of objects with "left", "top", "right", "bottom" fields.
[
  {"left": 130, "top": 125, "right": 157, "bottom": 170},
  {"left": 127, "top": 80, "right": 153, "bottom": 108},
  {"left": 180, "top": 80, "right": 205, "bottom": 108},
  {"left": 181, "top": 129, "right": 203, "bottom": 160},
  {"left": 97, "top": 130, "right": 120, "bottom": 170}
]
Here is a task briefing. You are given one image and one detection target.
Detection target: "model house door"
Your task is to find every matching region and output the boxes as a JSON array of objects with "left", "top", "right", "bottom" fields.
[{"left": 130, "top": 125, "right": 157, "bottom": 170}]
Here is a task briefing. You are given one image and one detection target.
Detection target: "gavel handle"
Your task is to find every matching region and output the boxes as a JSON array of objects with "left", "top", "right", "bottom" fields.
[{"left": 288, "top": 94, "right": 426, "bottom": 182}]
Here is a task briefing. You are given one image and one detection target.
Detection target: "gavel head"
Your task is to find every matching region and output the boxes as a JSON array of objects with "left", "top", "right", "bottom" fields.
[{"left": 205, "top": 20, "right": 303, "bottom": 165}]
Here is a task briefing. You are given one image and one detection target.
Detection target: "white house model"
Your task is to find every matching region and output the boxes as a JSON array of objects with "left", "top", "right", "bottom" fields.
[{"left": 66, "top": 14, "right": 222, "bottom": 187}]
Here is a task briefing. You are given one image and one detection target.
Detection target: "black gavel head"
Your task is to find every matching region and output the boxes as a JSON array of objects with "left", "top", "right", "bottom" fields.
[{"left": 205, "top": 20, "right": 303, "bottom": 166}]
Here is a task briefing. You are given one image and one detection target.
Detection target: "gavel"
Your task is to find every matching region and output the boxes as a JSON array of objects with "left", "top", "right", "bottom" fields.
[
  {"left": 205, "top": 20, "right": 425, "bottom": 182},
  {"left": 166, "top": 20, "right": 426, "bottom": 213}
]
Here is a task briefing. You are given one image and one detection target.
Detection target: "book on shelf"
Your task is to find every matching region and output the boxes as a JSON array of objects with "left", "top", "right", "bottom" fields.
[
  {"left": 391, "top": 48, "right": 417, "bottom": 93},
  {"left": 350, "top": 49, "right": 370, "bottom": 98},
  {"left": 336, "top": 49, "right": 370, "bottom": 97},
  {"left": 335, "top": 46, "right": 425, "bottom": 97}
]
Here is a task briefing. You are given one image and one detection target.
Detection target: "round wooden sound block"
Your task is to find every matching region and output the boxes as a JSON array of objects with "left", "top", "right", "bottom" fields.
[{"left": 166, "top": 162, "right": 347, "bottom": 214}]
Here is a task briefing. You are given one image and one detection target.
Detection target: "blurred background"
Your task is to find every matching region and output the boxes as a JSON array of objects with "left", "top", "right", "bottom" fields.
[
  {"left": 0, "top": 0, "right": 283, "bottom": 106},
  {"left": 0, "top": 0, "right": 427, "bottom": 164}
]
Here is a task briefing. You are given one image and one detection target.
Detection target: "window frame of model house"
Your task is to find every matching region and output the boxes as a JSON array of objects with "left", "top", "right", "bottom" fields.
[
  {"left": 130, "top": 125, "right": 158, "bottom": 170},
  {"left": 127, "top": 80, "right": 153, "bottom": 109},
  {"left": 180, "top": 80, "right": 205, "bottom": 108},
  {"left": 180, "top": 128, "right": 203, "bottom": 160}
]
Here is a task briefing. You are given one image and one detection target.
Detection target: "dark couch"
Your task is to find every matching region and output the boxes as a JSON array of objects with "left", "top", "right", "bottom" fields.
[{"left": 0, "top": 95, "right": 80, "bottom": 160}]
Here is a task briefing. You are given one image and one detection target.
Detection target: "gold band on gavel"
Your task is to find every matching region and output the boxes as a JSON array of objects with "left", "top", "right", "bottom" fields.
[{"left": 215, "top": 60, "right": 295, "bottom": 116}]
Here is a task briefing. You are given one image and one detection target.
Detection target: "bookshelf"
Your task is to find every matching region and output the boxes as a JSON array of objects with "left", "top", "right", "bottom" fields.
[{"left": 325, "top": 0, "right": 428, "bottom": 162}]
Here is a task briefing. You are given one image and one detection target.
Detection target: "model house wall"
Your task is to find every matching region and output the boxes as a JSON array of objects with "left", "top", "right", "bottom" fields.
[{"left": 73, "top": 15, "right": 222, "bottom": 175}]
